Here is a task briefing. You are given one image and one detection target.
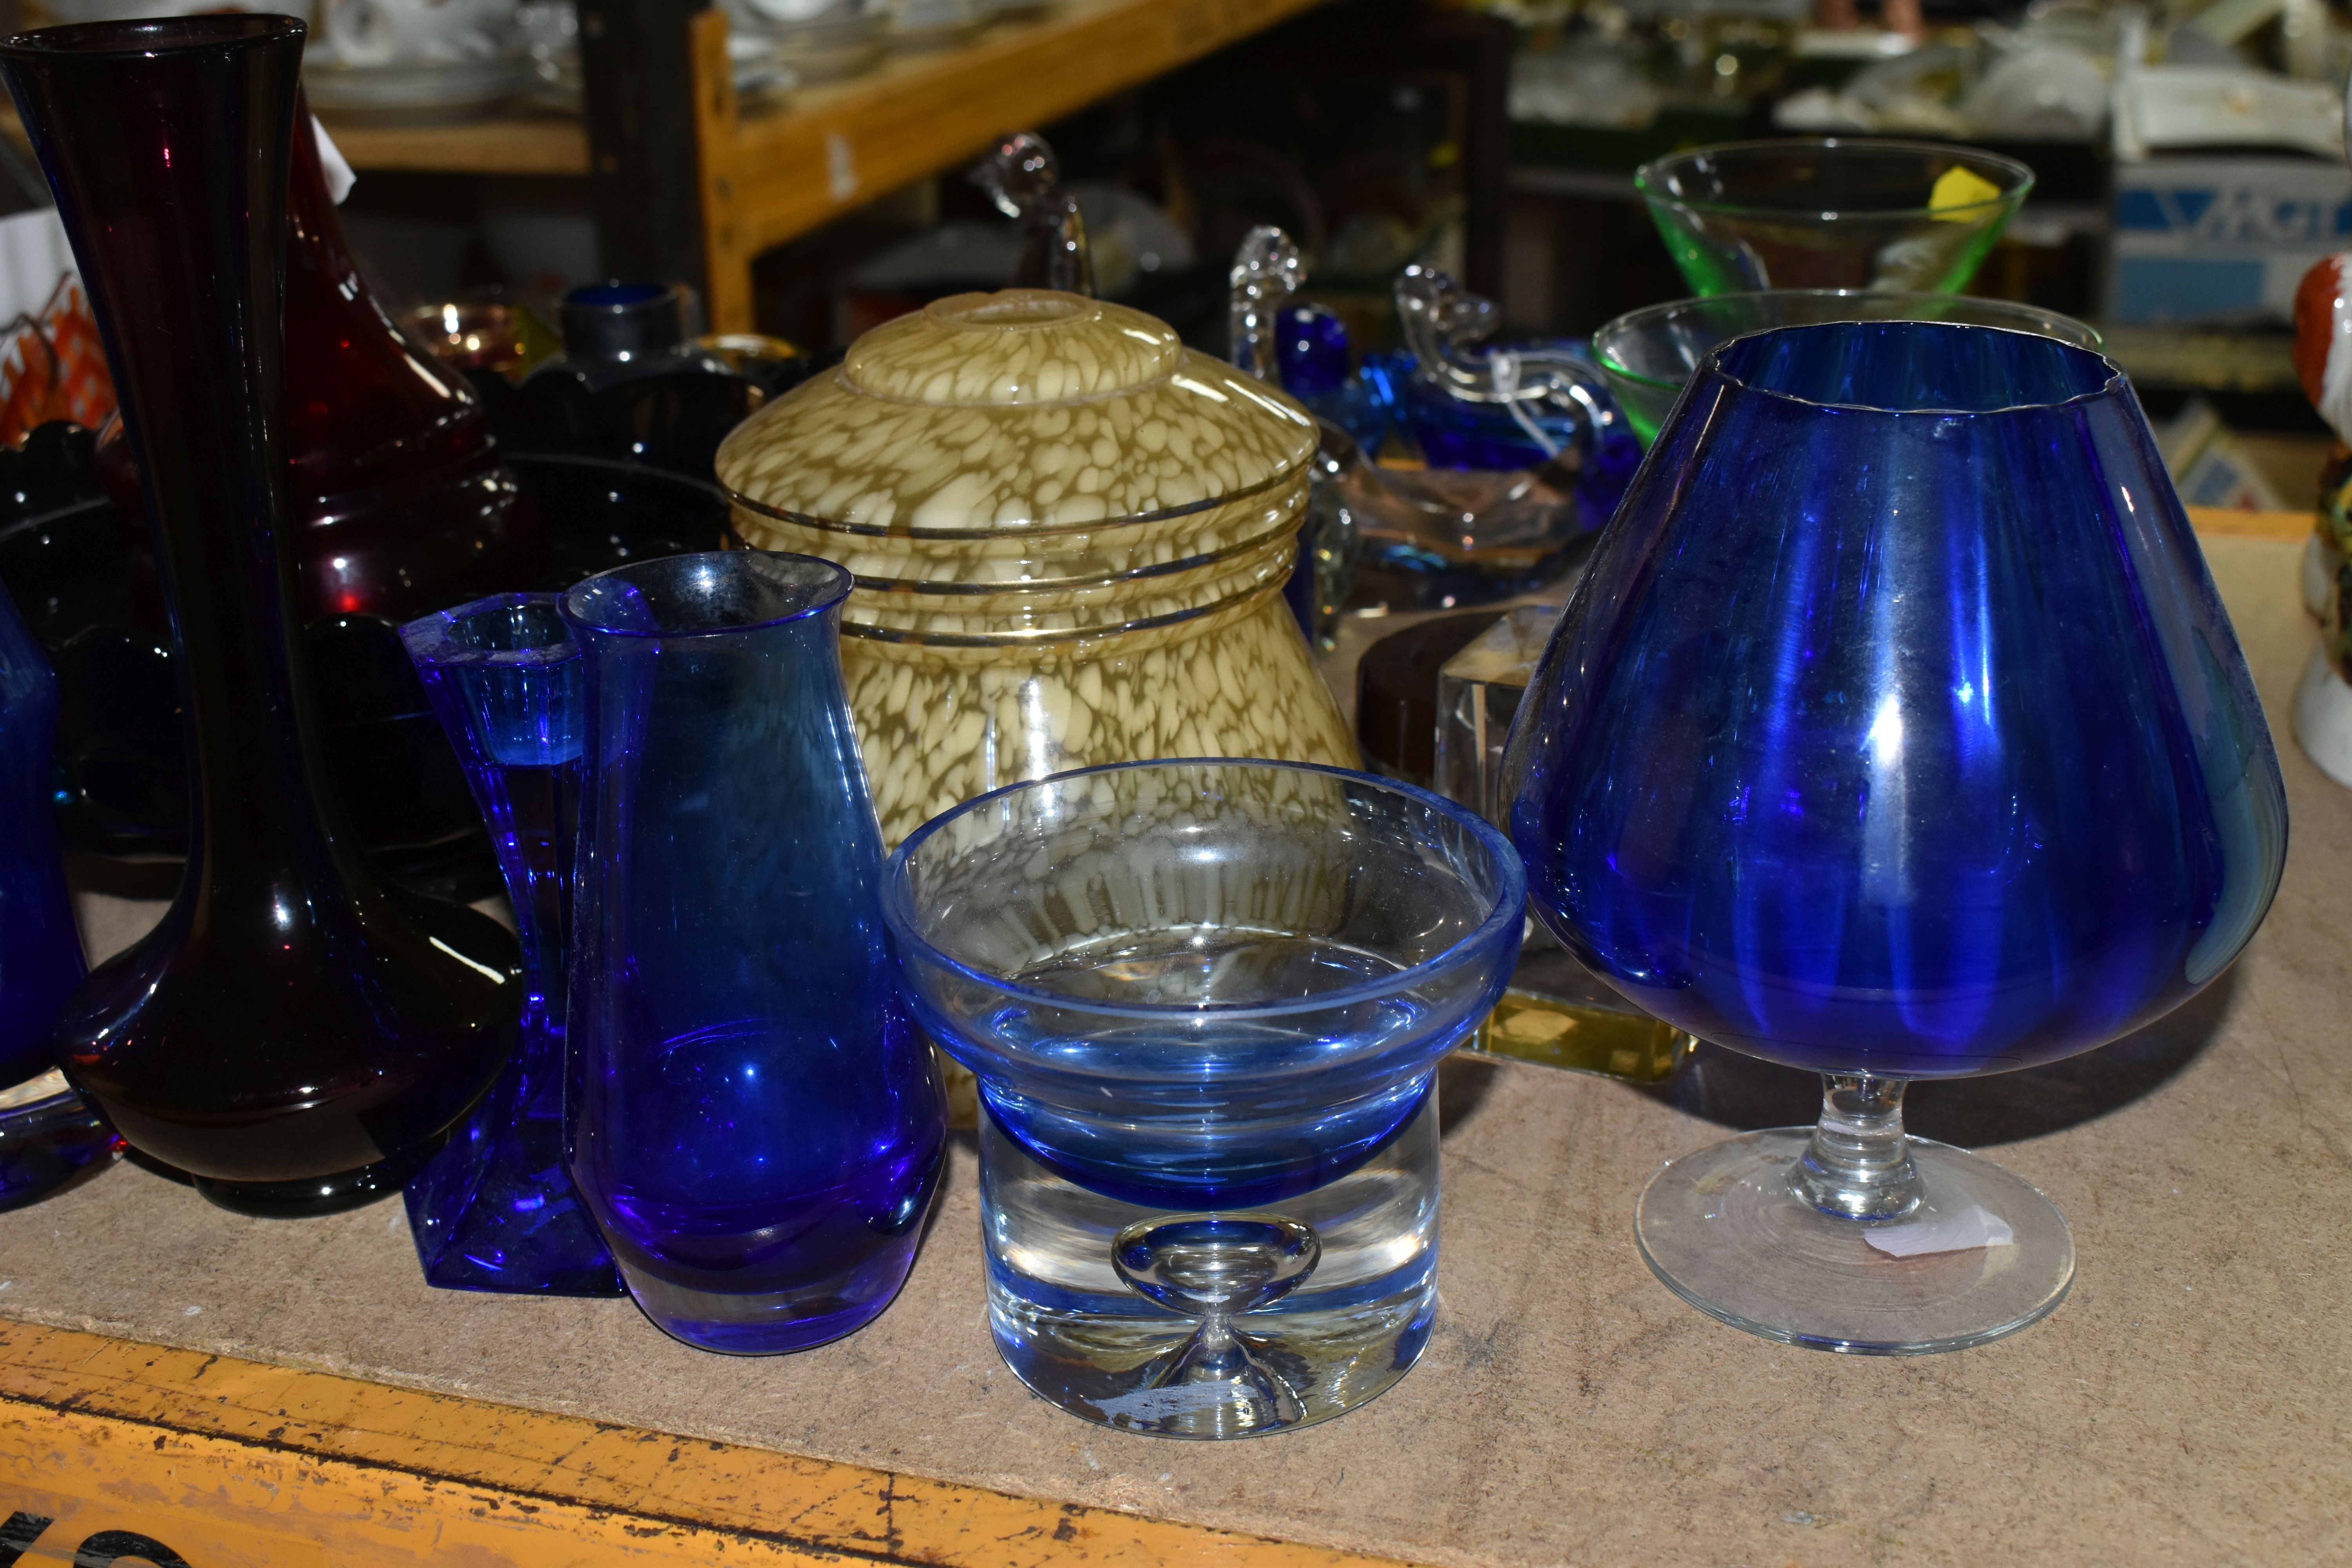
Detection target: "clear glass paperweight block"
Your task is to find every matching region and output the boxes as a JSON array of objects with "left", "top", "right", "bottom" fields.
[
  {"left": 1436, "top": 606, "right": 1695, "bottom": 1085},
  {"left": 1436, "top": 604, "right": 1560, "bottom": 822}
]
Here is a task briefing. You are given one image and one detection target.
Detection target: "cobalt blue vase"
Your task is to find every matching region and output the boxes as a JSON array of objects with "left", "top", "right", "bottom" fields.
[
  {"left": 397, "top": 594, "right": 621, "bottom": 1296},
  {"left": 560, "top": 551, "right": 946, "bottom": 1354},
  {"left": 1502, "top": 320, "right": 2287, "bottom": 1354}
]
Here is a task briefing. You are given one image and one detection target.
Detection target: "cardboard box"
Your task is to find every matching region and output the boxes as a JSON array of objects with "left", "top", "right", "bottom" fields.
[{"left": 2109, "top": 155, "right": 2352, "bottom": 325}]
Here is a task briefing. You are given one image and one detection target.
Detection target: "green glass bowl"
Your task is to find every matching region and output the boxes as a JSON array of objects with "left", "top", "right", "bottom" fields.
[
  {"left": 1592, "top": 289, "right": 2100, "bottom": 446},
  {"left": 1635, "top": 138, "right": 2035, "bottom": 300}
]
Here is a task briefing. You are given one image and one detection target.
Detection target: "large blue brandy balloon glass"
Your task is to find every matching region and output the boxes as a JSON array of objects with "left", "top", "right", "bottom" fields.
[
  {"left": 561, "top": 552, "right": 947, "bottom": 1354},
  {"left": 396, "top": 595, "right": 621, "bottom": 1296},
  {"left": 1503, "top": 321, "right": 2288, "bottom": 1354}
]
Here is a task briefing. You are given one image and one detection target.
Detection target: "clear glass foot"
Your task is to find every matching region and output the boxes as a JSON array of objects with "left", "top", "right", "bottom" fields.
[
  {"left": 1634, "top": 1074, "right": 2074, "bottom": 1354},
  {"left": 1110, "top": 1217, "right": 1320, "bottom": 1436}
]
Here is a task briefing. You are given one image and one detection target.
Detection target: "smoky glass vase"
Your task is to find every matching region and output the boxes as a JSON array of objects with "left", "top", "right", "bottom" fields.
[
  {"left": 1503, "top": 321, "right": 2288, "bottom": 1353},
  {"left": 561, "top": 551, "right": 947, "bottom": 1353}
]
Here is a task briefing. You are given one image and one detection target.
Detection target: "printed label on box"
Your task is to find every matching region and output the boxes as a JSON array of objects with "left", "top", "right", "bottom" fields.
[{"left": 2110, "top": 156, "right": 2352, "bottom": 325}]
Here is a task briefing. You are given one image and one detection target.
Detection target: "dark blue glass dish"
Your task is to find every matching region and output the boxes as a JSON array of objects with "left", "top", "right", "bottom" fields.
[
  {"left": 1503, "top": 320, "right": 2288, "bottom": 1353},
  {"left": 397, "top": 594, "right": 621, "bottom": 1297},
  {"left": 561, "top": 551, "right": 946, "bottom": 1354},
  {"left": 0, "top": 577, "right": 108, "bottom": 1211}
]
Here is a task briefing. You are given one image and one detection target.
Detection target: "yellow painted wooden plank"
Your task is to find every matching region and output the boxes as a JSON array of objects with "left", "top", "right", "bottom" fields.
[
  {"left": 0, "top": 1322, "right": 1416, "bottom": 1568},
  {"left": 4, "top": 1401, "right": 827, "bottom": 1566}
]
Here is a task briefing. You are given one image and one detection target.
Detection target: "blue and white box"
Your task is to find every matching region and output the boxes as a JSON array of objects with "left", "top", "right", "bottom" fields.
[{"left": 2109, "top": 156, "right": 2352, "bottom": 326}]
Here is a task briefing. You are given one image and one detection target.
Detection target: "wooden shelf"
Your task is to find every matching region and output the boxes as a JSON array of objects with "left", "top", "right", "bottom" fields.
[
  {"left": 693, "top": 0, "right": 1330, "bottom": 328},
  {"left": 327, "top": 0, "right": 1327, "bottom": 327},
  {"left": 329, "top": 113, "right": 590, "bottom": 176}
]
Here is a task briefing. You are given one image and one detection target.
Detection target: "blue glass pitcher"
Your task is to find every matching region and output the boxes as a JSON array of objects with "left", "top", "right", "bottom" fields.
[{"left": 560, "top": 551, "right": 947, "bottom": 1354}]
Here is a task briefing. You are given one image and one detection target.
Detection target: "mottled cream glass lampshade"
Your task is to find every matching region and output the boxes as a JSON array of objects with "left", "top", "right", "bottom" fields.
[{"left": 716, "top": 289, "right": 1357, "bottom": 845}]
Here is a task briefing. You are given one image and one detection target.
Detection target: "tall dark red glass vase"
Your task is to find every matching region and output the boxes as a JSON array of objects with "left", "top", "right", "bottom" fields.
[{"left": 0, "top": 16, "right": 519, "bottom": 1216}]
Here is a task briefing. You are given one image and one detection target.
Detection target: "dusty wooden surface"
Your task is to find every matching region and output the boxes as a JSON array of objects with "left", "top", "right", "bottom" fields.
[{"left": 1, "top": 532, "right": 2345, "bottom": 1567}]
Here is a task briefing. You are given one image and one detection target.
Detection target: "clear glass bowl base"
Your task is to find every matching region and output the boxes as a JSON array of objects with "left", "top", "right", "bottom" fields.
[
  {"left": 982, "top": 1098, "right": 1441, "bottom": 1438},
  {"left": 1634, "top": 1128, "right": 2074, "bottom": 1355}
]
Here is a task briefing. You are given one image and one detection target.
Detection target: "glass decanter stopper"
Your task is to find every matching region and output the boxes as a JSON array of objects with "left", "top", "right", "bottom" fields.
[
  {"left": 397, "top": 594, "right": 620, "bottom": 1296},
  {"left": 1112, "top": 1217, "right": 1320, "bottom": 1434},
  {"left": 975, "top": 131, "right": 1093, "bottom": 296}
]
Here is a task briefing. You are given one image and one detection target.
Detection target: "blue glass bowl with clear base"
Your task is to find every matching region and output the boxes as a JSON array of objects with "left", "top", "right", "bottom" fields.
[{"left": 884, "top": 759, "right": 1523, "bottom": 1439}]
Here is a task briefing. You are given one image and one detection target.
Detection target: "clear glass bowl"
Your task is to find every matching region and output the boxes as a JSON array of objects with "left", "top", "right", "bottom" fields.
[
  {"left": 884, "top": 759, "right": 1524, "bottom": 1435},
  {"left": 1635, "top": 138, "right": 2034, "bottom": 299},
  {"left": 1593, "top": 289, "right": 2100, "bottom": 446}
]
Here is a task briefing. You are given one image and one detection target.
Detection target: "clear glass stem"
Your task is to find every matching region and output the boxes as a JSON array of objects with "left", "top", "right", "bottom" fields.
[{"left": 1790, "top": 1072, "right": 1922, "bottom": 1221}]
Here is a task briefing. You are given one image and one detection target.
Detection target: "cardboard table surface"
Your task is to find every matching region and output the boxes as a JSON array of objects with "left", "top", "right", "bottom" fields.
[{"left": 0, "top": 532, "right": 2344, "bottom": 1567}]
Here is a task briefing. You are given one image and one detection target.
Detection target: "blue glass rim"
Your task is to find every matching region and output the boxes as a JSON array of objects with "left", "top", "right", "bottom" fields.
[
  {"left": 1590, "top": 290, "right": 2105, "bottom": 392},
  {"left": 882, "top": 757, "right": 1528, "bottom": 1022},
  {"left": 1632, "top": 137, "right": 2035, "bottom": 221},
  {"left": 399, "top": 592, "right": 574, "bottom": 670},
  {"left": 559, "top": 549, "right": 851, "bottom": 640},
  {"left": 1697, "top": 320, "right": 2125, "bottom": 418},
  {"left": 565, "top": 281, "right": 673, "bottom": 310}
]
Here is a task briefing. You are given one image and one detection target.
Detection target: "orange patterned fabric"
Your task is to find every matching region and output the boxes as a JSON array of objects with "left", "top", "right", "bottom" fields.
[{"left": 0, "top": 275, "right": 116, "bottom": 446}]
